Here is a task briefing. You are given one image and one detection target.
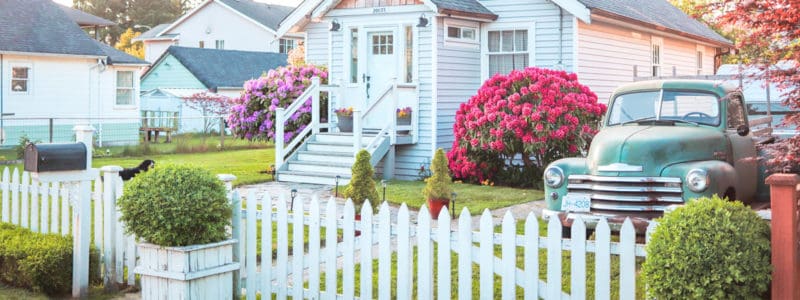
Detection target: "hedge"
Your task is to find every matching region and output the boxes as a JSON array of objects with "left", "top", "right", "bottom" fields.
[{"left": 0, "top": 223, "right": 100, "bottom": 295}]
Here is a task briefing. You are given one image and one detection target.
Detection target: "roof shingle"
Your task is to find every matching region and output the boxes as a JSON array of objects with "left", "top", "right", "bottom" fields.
[
  {"left": 162, "top": 46, "right": 288, "bottom": 89},
  {"left": 217, "top": 0, "right": 295, "bottom": 31},
  {"left": 430, "top": 0, "right": 497, "bottom": 20},
  {"left": 58, "top": 4, "right": 115, "bottom": 27}
]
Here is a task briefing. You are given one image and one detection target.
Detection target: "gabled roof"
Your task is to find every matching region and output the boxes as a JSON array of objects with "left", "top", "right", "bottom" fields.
[
  {"left": 58, "top": 4, "right": 115, "bottom": 27},
  {"left": 428, "top": 0, "right": 497, "bottom": 21},
  {"left": 132, "top": 24, "right": 176, "bottom": 42},
  {"left": 577, "top": 0, "right": 731, "bottom": 46},
  {"left": 0, "top": 0, "right": 146, "bottom": 65},
  {"left": 152, "top": 0, "right": 295, "bottom": 40},
  {"left": 145, "top": 46, "right": 287, "bottom": 90}
]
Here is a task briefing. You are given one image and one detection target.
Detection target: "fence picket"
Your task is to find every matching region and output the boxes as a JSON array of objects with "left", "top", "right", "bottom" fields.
[
  {"left": 359, "top": 201, "right": 374, "bottom": 300},
  {"left": 524, "top": 213, "right": 539, "bottom": 300},
  {"left": 572, "top": 216, "right": 587, "bottom": 300},
  {"left": 457, "top": 208, "right": 472, "bottom": 300},
  {"left": 114, "top": 177, "right": 124, "bottom": 284},
  {"left": 21, "top": 171, "right": 29, "bottom": 229},
  {"left": 103, "top": 171, "right": 117, "bottom": 286},
  {"left": 60, "top": 183, "right": 69, "bottom": 235},
  {"left": 501, "top": 211, "right": 516, "bottom": 300},
  {"left": 291, "top": 196, "right": 305, "bottom": 299},
  {"left": 324, "top": 198, "right": 337, "bottom": 300},
  {"left": 342, "top": 200, "right": 355, "bottom": 299},
  {"left": 40, "top": 182, "right": 50, "bottom": 234},
  {"left": 619, "top": 218, "right": 636, "bottom": 300},
  {"left": 378, "top": 202, "right": 391, "bottom": 300},
  {"left": 125, "top": 233, "right": 135, "bottom": 286},
  {"left": 91, "top": 179, "right": 101, "bottom": 249},
  {"left": 546, "top": 216, "right": 562, "bottom": 299},
  {"left": 11, "top": 168, "right": 19, "bottom": 225},
  {"left": 416, "top": 205, "right": 432, "bottom": 299},
  {"left": 307, "top": 195, "right": 320, "bottom": 299},
  {"left": 595, "top": 218, "right": 611, "bottom": 300},
  {"left": 50, "top": 182, "right": 59, "bottom": 233},
  {"left": 276, "top": 195, "right": 289, "bottom": 300},
  {"left": 246, "top": 190, "right": 257, "bottom": 300},
  {"left": 1, "top": 167, "right": 8, "bottom": 223},
  {"left": 30, "top": 179, "right": 39, "bottom": 232},
  {"left": 397, "top": 204, "right": 411, "bottom": 300},
  {"left": 261, "top": 193, "right": 273, "bottom": 298},
  {"left": 479, "top": 210, "right": 493, "bottom": 300}
]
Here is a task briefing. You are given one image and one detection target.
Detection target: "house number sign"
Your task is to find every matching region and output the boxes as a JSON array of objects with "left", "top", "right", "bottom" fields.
[{"left": 372, "top": 7, "right": 387, "bottom": 14}]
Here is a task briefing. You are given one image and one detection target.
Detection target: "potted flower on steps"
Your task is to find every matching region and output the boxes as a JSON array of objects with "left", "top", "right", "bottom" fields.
[
  {"left": 397, "top": 106, "right": 412, "bottom": 126},
  {"left": 335, "top": 107, "right": 354, "bottom": 132},
  {"left": 423, "top": 148, "right": 453, "bottom": 219},
  {"left": 118, "top": 164, "right": 238, "bottom": 299}
]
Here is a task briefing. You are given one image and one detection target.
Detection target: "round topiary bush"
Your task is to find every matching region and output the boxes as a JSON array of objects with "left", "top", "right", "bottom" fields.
[
  {"left": 423, "top": 148, "right": 452, "bottom": 200},
  {"left": 447, "top": 67, "right": 605, "bottom": 187},
  {"left": 642, "top": 195, "right": 771, "bottom": 299},
  {"left": 118, "top": 164, "right": 231, "bottom": 247}
]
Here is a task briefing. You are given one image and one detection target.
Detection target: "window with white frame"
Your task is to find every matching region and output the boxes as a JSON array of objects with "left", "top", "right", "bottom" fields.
[
  {"left": 349, "top": 29, "right": 358, "bottom": 84},
  {"left": 215, "top": 40, "right": 224, "bottom": 49},
  {"left": 116, "top": 71, "right": 134, "bottom": 105},
  {"left": 371, "top": 34, "right": 393, "bottom": 55},
  {"left": 487, "top": 29, "right": 529, "bottom": 76},
  {"left": 651, "top": 37, "right": 663, "bottom": 77},
  {"left": 696, "top": 45, "right": 705, "bottom": 75},
  {"left": 279, "top": 38, "right": 296, "bottom": 54},
  {"left": 447, "top": 25, "right": 477, "bottom": 42},
  {"left": 404, "top": 26, "right": 414, "bottom": 83},
  {"left": 11, "top": 66, "right": 30, "bottom": 93}
]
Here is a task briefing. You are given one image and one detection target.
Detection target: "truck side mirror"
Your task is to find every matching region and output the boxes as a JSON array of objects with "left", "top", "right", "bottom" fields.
[{"left": 737, "top": 125, "right": 750, "bottom": 136}]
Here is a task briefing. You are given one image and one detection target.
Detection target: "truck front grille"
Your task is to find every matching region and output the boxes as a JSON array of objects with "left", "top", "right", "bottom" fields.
[{"left": 566, "top": 175, "right": 683, "bottom": 219}]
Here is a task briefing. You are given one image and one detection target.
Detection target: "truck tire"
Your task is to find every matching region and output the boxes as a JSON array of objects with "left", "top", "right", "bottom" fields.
[{"left": 723, "top": 188, "right": 736, "bottom": 202}]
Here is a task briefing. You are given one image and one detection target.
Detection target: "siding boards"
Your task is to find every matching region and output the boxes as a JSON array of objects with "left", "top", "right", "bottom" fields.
[
  {"left": 305, "top": 22, "right": 330, "bottom": 67},
  {"left": 141, "top": 56, "right": 205, "bottom": 91}
]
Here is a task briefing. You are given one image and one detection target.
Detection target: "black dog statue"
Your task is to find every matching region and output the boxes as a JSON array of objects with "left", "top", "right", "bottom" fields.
[{"left": 120, "top": 159, "right": 155, "bottom": 181}]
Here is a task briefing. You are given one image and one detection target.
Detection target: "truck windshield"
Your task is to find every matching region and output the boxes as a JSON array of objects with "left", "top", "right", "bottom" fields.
[{"left": 607, "top": 90, "right": 720, "bottom": 126}]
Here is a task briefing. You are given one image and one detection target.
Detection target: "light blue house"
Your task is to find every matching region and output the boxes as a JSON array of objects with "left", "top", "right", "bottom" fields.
[{"left": 140, "top": 46, "right": 287, "bottom": 133}]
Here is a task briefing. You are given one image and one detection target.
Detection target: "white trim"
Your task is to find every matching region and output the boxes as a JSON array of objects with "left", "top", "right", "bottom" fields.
[
  {"left": 696, "top": 44, "right": 705, "bottom": 75},
  {"left": 326, "top": 5, "right": 430, "bottom": 18},
  {"left": 0, "top": 51, "right": 103, "bottom": 60},
  {"left": 651, "top": 36, "right": 664, "bottom": 77},
  {"left": 311, "top": 0, "right": 338, "bottom": 19},
  {"left": 430, "top": 15, "right": 438, "bottom": 155},
  {"left": 159, "top": 0, "right": 279, "bottom": 38},
  {"left": 9, "top": 62, "right": 32, "bottom": 95},
  {"left": 480, "top": 22, "right": 536, "bottom": 81},
  {"left": 343, "top": 25, "right": 355, "bottom": 86},
  {"left": 550, "top": 0, "right": 591, "bottom": 24},
  {"left": 277, "top": 0, "right": 326, "bottom": 37}
]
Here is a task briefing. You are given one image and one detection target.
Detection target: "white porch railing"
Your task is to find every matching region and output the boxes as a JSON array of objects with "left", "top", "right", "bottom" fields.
[{"left": 233, "top": 191, "right": 653, "bottom": 299}]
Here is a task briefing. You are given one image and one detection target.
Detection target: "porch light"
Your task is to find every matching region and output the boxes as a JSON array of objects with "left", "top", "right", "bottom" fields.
[
  {"left": 329, "top": 19, "right": 341, "bottom": 32},
  {"left": 417, "top": 14, "right": 429, "bottom": 28}
]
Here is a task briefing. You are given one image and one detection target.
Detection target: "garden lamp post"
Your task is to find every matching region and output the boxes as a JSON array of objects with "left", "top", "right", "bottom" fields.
[
  {"left": 381, "top": 180, "right": 387, "bottom": 202},
  {"left": 451, "top": 192, "right": 457, "bottom": 216},
  {"left": 290, "top": 189, "right": 297, "bottom": 210},
  {"left": 335, "top": 175, "right": 340, "bottom": 197}
]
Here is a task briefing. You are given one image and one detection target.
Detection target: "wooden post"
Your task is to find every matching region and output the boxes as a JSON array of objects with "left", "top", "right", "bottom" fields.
[
  {"left": 73, "top": 125, "right": 94, "bottom": 299},
  {"left": 219, "top": 117, "right": 225, "bottom": 149},
  {"left": 766, "top": 173, "right": 800, "bottom": 300},
  {"left": 100, "top": 165, "right": 122, "bottom": 292},
  {"left": 275, "top": 108, "right": 285, "bottom": 170},
  {"left": 218, "top": 175, "right": 239, "bottom": 299},
  {"left": 311, "top": 77, "right": 320, "bottom": 135}
]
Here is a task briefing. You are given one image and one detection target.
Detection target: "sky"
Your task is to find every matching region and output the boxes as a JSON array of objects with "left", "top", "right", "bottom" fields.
[{"left": 51, "top": 0, "right": 300, "bottom": 7}]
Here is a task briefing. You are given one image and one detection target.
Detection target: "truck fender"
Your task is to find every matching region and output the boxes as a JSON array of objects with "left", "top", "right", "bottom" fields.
[{"left": 661, "top": 160, "right": 738, "bottom": 201}]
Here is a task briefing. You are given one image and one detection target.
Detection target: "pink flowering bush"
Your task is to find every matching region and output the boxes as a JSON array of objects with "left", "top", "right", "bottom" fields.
[
  {"left": 447, "top": 67, "right": 606, "bottom": 187},
  {"left": 762, "top": 135, "right": 800, "bottom": 173},
  {"left": 228, "top": 65, "right": 328, "bottom": 143}
]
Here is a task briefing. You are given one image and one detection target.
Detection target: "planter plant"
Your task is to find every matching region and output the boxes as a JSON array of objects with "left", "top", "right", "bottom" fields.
[
  {"left": 118, "top": 164, "right": 237, "bottom": 300},
  {"left": 335, "top": 107, "right": 354, "bottom": 132},
  {"left": 423, "top": 148, "right": 453, "bottom": 219},
  {"left": 344, "top": 149, "right": 379, "bottom": 215},
  {"left": 396, "top": 106, "right": 412, "bottom": 126}
]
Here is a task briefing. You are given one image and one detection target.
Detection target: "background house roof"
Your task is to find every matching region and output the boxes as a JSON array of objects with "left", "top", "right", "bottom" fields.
[
  {"left": 133, "top": 24, "right": 176, "bottom": 42},
  {"left": 578, "top": 0, "right": 731, "bottom": 46},
  {"left": 158, "top": 46, "right": 288, "bottom": 89},
  {"left": 93, "top": 40, "right": 149, "bottom": 65},
  {"left": 58, "top": 4, "right": 115, "bottom": 27},
  {"left": 429, "top": 0, "right": 497, "bottom": 20},
  {"left": 0, "top": 0, "right": 105, "bottom": 56},
  {"left": 217, "top": 0, "right": 295, "bottom": 31}
]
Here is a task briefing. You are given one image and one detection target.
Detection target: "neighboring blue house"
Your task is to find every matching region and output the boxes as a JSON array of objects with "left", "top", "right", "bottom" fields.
[{"left": 140, "top": 46, "right": 287, "bottom": 133}]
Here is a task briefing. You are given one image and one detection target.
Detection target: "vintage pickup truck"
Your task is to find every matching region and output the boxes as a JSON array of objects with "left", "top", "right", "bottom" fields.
[{"left": 542, "top": 79, "right": 771, "bottom": 228}]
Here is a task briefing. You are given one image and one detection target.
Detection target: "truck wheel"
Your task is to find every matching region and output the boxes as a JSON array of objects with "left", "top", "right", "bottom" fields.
[{"left": 723, "top": 188, "right": 736, "bottom": 201}]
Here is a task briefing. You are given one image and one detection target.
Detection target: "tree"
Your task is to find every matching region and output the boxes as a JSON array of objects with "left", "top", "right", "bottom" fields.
[
  {"left": 115, "top": 28, "right": 144, "bottom": 59},
  {"left": 709, "top": 0, "right": 800, "bottom": 173},
  {"left": 72, "top": 0, "right": 195, "bottom": 46},
  {"left": 182, "top": 92, "right": 233, "bottom": 135}
]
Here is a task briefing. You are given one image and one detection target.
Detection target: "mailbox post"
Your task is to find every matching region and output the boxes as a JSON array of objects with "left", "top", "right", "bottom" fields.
[{"left": 24, "top": 125, "right": 98, "bottom": 299}]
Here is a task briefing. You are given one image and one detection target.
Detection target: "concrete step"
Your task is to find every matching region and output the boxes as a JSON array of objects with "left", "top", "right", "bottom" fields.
[
  {"left": 277, "top": 170, "right": 351, "bottom": 186},
  {"left": 315, "top": 133, "right": 378, "bottom": 144},
  {"left": 286, "top": 161, "right": 353, "bottom": 174},
  {"left": 305, "top": 141, "right": 363, "bottom": 153},
  {"left": 297, "top": 151, "right": 355, "bottom": 164}
]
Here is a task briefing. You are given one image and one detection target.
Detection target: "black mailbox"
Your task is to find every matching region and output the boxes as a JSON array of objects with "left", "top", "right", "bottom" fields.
[{"left": 24, "top": 143, "right": 87, "bottom": 172}]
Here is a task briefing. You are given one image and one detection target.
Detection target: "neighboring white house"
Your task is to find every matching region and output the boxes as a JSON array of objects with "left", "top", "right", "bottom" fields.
[
  {"left": 0, "top": 0, "right": 149, "bottom": 146},
  {"left": 271, "top": 0, "right": 732, "bottom": 183},
  {"left": 133, "top": 0, "right": 301, "bottom": 63}
]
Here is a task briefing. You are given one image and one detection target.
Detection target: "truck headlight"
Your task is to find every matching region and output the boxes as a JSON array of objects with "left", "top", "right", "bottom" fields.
[
  {"left": 544, "top": 166, "right": 564, "bottom": 188},
  {"left": 686, "top": 169, "right": 709, "bottom": 192}
]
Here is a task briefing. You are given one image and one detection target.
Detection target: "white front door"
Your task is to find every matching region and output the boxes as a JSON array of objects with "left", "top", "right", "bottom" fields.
[{"left": 364, "top": 31, "right": 397, "bottom": 128}]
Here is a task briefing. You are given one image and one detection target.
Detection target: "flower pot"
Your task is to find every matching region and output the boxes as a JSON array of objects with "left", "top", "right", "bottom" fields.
[
  {"left": 135, "top": 239, "right": 240, "bottom": 299},
  {"left": 338, "top": 116, "right": 353, "bottom": 132},
  {"left": 355, "top": 214, "right": 362, "bottom": 237},
  {"left": 397, "top": 115, "right": 411, "bottom": 126},
  {"left": 427, "top": 198, "right": 450, "bottom": 220}
]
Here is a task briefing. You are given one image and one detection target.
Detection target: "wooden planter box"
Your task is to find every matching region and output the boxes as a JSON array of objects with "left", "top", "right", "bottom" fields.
[{"left": 135, "top": 239, "right": 240, "bottom": 300}]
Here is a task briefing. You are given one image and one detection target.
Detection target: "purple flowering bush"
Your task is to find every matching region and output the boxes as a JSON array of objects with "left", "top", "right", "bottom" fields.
[{"left": 228, "top": 65, "right": 328, "bottom": 143}]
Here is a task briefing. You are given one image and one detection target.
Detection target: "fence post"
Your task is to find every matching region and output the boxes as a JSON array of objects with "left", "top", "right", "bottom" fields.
[
  {"left": 275, "top": 108, "right": 285, "bottom": 170},
  {"left": 100, "top": 165, "right": 122, "bottom": 292},
  {"left": 219, "top": 117, "right": 225, "bottom": 149},
  {"left": 73, "top": 125, "right": 94, "bottom": 298},
  {"left": 766, "top": 173, "right": 800, "bottom": 300},
  {"left": 311, "top": 77, "right": 320, "bottom": 135},
  {"left": 217, "top": 174, "right": 239, "bottom": 299}
]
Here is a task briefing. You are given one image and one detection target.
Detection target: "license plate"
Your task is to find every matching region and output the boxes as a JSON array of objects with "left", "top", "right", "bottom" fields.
[{"left": 561, "top": 194, "right": 591, "bottom": 212}]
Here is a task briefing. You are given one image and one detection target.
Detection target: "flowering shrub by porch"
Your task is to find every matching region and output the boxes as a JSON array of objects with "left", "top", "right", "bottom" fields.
[
  {"left": 227, "top": 65, "right": 328, "bottom": 143},
  {"left": 447, "top": 67, "right": 605, "bottom": 187}
]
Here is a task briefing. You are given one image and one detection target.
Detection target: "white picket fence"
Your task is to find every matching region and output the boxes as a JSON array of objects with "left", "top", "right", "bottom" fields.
[{"left": 234, "top": 191, "right": 654, "bottom": 300}]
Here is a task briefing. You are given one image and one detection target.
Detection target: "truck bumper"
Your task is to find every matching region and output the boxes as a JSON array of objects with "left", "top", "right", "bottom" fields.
[{"left": 541, "top": 208, "right": 655, "bottom": 234}]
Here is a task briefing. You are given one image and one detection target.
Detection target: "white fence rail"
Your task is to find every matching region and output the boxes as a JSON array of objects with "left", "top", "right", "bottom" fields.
[{"left": 234, "top": 191, "right": 652, "bottom": 299}]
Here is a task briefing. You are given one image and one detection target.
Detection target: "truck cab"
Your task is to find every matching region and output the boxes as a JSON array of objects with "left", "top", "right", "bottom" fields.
[{"left": 542, "top": 80, "right": 764, "bottom": 226}]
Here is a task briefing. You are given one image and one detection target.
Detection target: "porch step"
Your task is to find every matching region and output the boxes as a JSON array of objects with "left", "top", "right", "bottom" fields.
[
  {"left": 277, "top": 170, "right": 351, "bottom": 186},
  {"left": 297, "top": 151, "right": 355, "bottom": 164},
  {"left": 286, "top": 160, "right": 353, "bottom": 174},
  {"left": 314, "top": 133, "right": 377, "bottom": 144},
  {"left": 306, "top": 141, "right": 369, "bottom": 153}
]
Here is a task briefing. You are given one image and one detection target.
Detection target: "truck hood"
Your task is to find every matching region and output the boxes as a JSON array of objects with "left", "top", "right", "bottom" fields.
[{"left": 587, "top": 125, "right": 727, "bottom": 175}]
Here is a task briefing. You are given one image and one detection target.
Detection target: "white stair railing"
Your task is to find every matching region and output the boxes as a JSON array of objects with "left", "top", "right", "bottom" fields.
[
  {"left": 353, "top": 78, "right": 399, "bottom": 156},
  {"left": 275, "top": 77, "right": 320, "bottom": 170}
]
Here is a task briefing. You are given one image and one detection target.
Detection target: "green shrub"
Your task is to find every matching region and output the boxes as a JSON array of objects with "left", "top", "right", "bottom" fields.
[
  {"left": 423, "top": 148, "right": 452, "bottom": 200},
  {"left": 642, "top": 195, "right": 771, "bottom": 299},
  {"left": 0, "top": 223, "right": 100, "bottom": 295},
  {"left": 344, "top": 150, "right": 379, "bottom": 213},
  {"left": 118, "top": 164, "right": 231, "bottom": 247}
]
